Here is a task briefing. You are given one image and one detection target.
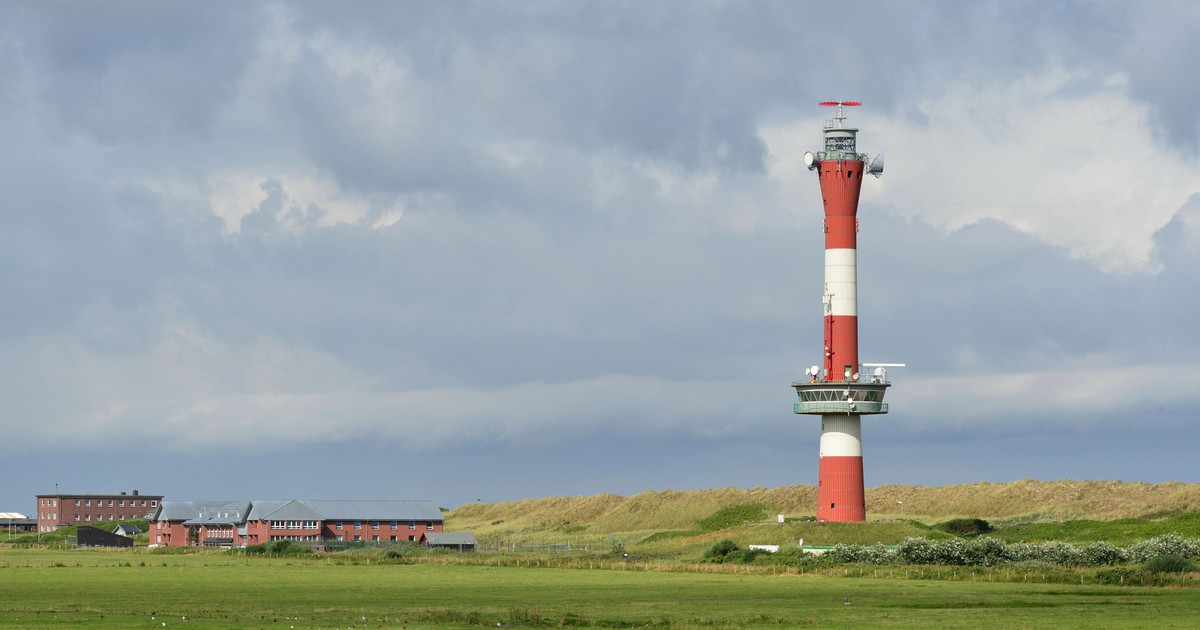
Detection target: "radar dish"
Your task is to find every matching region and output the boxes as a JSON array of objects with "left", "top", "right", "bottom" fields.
[
  {"left": 811, "top": 365, "right": 820, "bottom": 376},
  {"left": 868, "top": 152, "right": 885, "bottom": 177}
]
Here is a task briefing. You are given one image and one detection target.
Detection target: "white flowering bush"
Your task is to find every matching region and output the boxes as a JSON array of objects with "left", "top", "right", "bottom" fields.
[
  {"left": 964, "top": 537, "right": 1011, "bottom": 566},
  {"left": 825, "top": 543, "right": 893, "bottom": 564},
  {"left": 896, "top": 537, "right": 938, "bottom": 565},
  {"left": 1080, "top": 541, "right": 1127, "bottom": 566},
  {"left": 1127, "top": 533, "right": 1200, "bottom": 562},
  {"left": 822, "top": 534, "right": 1200, "bottom": 568}
]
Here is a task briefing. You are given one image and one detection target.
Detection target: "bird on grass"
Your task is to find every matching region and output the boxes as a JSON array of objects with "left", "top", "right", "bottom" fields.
[{"left": 843, "top": 598, "right": 850, "bottom": 605}]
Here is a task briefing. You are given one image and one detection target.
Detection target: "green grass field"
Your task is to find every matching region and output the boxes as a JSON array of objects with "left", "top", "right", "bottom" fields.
[{"left": 2, "top": 548, "right": 1199, "bottom": 629}]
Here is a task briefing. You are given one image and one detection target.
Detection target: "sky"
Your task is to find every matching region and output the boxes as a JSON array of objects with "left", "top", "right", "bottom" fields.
[{"left": 4, "top": 1, "right": 1200, "bottom": 513}]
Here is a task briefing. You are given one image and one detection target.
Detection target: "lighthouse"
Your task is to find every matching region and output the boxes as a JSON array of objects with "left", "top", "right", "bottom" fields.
[{"left": 792, "top": 101, "right": 899, "bottom": 522}]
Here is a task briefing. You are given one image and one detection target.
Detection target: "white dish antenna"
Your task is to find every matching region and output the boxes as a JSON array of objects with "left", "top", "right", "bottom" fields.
[
  {"left": 804, "top": 151, "right": 818, "bottom": 171},
  {"left": 868, "top": 152, "right": 885, "bottom": 178}
]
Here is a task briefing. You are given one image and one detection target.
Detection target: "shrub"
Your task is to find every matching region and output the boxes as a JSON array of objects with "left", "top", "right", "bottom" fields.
[
  {"left": 936, "top": 518, "right": 993, "bottom": 537},
  {"left": 963, "top": 537, "right": 1010, "bottom": 566},
  {"left": 1143, "top": 554, "right": 1197, "bottom": 574},
  {"left": 825, "top": 544, "right": 893, "bottom": 565},
  {"left": 1080, "top": 541, "right": 1127, "bottom": 566},
  {"left": 1128, "top": 534, "right": 1200, "bottom": 563},
  {"left": 724, "top": 548, "right": 769, "bottom": 564},
  {"left": 244, "top": 539, "right": 313, "bottom": 557},
  {"left": 896, "top": 537, "right": 938, "bottom": 565},
  {"left": 703, "top": 538, "right": 739, "bottom": 560}
]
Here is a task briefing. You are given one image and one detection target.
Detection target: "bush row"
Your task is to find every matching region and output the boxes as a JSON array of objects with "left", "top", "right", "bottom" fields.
[{"left": 830, "top": 533, "right": 1200, "bottom": 567}]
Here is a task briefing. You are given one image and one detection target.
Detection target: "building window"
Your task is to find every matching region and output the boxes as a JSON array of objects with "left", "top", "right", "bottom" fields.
[
  {"left": 86, "top": 515, "right": 91, "bottom": 522},
  {"left": 151, "top": 500, "right": 157, "bottom": 507},
  {"left": 371, "top": 521, "right": 379, "bottom": 530},
  {"left": 409, "top": 521, "right": 415, "bottom": 530},
  {"left": 372, "top": 535, "right": 379, "bottom": 541},
  {"left": 408, "top": 535, "right": 415, "bottom": 541},
  {"left": 75, "top": 500, "right": 81, "bottom": 507},
  {"left": 354, "top": 521, "right": 361, "bottom": 530},
  {"left": 119, "top": 500, "right": 125, "bottom": 507},
  {"left": 75, "top": 515, "right": 80, "bottom": 522},
  {"left": 335, "top": 521, "right": 343, "bottom": 528},
  {"left": 108, "top": 500, "right": 114, "bottom": 507},
  {"left": 86, "top": 500, "right": 91, "bottom": 507},
  {"left": 353, "top": 535, "right": 361, "bottom": 541},
  {"left": 390, "top": 521, "right": 398, "bottom": 530}
]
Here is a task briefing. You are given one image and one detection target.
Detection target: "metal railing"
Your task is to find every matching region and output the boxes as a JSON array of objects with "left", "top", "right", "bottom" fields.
[{"left": 794, "top": 401, "right": 888, "bottom": 415}]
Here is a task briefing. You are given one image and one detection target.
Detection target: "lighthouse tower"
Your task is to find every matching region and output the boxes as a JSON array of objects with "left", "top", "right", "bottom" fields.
[{"left": 792, "top": 101, "right": 896, "bottom": 522}]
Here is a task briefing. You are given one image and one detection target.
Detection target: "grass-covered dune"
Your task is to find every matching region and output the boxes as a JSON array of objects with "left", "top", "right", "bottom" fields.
[{"left": 446, "top": 479, "right": 1200, "bottom": 546}]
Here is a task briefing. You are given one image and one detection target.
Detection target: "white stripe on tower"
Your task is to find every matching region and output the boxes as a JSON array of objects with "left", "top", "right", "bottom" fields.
[
  {"left": 819, "top": 415, "right": 863, "bottom": 457},
  {"left": 824, "top": 248, "right": 857, "bottom": 317}
]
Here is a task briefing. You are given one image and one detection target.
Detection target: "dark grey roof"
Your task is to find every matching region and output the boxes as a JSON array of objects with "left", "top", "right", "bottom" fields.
[
  {"left": 424, "top": 532, "right": 476, "bottom": 546},
  {"left": 295, "top": 500, "right": 443, "bottom": 522},
  {"left": 252, "top": 500, "right": 323, "bottom": 522},
  {"left": 157, "top": 501, "right": 247, "bottom": 523},
  {"left": 158, "top": 499, "right": 442, "bottom": 523}
]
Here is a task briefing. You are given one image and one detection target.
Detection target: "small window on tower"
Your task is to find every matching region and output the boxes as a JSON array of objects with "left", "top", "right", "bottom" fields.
[{"left": 831, "top": 503, "right": 836, "bottom": 509}]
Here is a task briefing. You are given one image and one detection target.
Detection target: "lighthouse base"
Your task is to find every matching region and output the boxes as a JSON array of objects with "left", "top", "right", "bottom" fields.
[{"left": 817, "top": 414, "right": 865, "bottom": 522}]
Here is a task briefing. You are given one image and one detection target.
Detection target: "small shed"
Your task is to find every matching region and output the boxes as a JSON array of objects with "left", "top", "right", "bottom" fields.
[
  {"left": 113, "top": 524, "right": 141, "bottom": 537},
  {"left": 422, "top": 532, "right": 476, "bottom": 552},
  {"left": 77, "top": 526, "right": 133, "bottom": 548}
]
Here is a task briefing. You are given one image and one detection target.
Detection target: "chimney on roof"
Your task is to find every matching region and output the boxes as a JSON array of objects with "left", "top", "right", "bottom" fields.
[
  {"left": 133, "top": 490, "right": 139, "bottom": 496},
  {"left": 119, "top": 491, "right": 127, "bottom": 496}
]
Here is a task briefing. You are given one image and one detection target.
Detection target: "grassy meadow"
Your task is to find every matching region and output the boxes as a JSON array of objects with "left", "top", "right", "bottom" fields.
[
  {"left": 7, "top": 480, "right": 1200, "bottom": 628},
  {"left": 2, "top": 547, "right": 1200, "bottom": 629}
]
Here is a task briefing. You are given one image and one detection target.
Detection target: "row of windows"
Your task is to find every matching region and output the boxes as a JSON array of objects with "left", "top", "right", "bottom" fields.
[
  {"left": 332, "top": 520, "right": 435, "bottom": 530},
  {"left": 152, "top": 519, "right": 440, "bottom": 531},
  {"left": 74, "top": 514, "right": 138, "bottom": 522},
  {"left": 336, "top": 535, "right": 417, "bottom": 542},
  {"left": 40, "top": 498, "right": 157, "bottom": 508},
  {"left": 796, "top": 389, "right": 885, "bottom": 403},
  {"left": 270, "top": 520, "right": 319, "bottom": 530}
]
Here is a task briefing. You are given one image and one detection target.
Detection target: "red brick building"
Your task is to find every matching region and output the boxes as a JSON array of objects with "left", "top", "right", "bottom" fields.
[
  {"left": 35, "top": 490, "right": 162, "bottom": 533},
  {"left": 149, "top": 499, "right": 444, "bottom": 548}
]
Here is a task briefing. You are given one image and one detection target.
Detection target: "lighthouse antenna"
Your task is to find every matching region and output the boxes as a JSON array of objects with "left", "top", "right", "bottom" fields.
[{"left": 819, "top": 100, "right": 861, "bottom": 127}]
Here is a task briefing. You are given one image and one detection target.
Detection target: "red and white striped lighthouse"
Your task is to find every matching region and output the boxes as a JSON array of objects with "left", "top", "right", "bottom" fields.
[{"left": 793, "top": 101, "right": 895, "bottom": 522}]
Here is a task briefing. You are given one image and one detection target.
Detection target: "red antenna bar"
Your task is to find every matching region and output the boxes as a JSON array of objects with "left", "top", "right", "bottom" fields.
[{"left": 819, "top": 101, "right": 861, "bottom": 107}]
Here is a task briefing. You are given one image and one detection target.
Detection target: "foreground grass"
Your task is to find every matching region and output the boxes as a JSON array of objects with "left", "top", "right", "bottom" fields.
[{"left": 2, "top": 548, "right": 1200, "bottom": 628}]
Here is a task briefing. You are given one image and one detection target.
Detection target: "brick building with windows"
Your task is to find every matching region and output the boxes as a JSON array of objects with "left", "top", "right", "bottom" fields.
[
  {"left": 35, "top": 490, "right": 162, "bottom": 533},
  {"left": 149, "top": 499, "right": 444, "bottom": 548}
]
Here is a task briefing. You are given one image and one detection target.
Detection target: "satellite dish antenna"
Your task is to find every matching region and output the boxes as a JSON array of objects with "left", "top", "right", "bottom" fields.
[
  {"left": 811, "top": 365, "right": 820, "bottom": 376},
  {"left": 868, "top": 152, "right": 885, "bottom": 178},
  {"left": 804, "top": 151, "right": 818, "bottom": 171},
  {"left": 852, "top": 372, "right": 859, "bottom": 381}
]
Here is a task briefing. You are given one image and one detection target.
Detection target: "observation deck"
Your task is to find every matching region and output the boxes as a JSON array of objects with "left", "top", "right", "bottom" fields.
[{"left": 792, "top": 373, "right": 891, "bottom": 416}]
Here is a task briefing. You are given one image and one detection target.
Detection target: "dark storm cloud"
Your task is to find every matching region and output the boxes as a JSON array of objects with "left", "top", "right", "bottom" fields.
[{"left": 1, "top": 1, "right": 1199, "bottom": 509}]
